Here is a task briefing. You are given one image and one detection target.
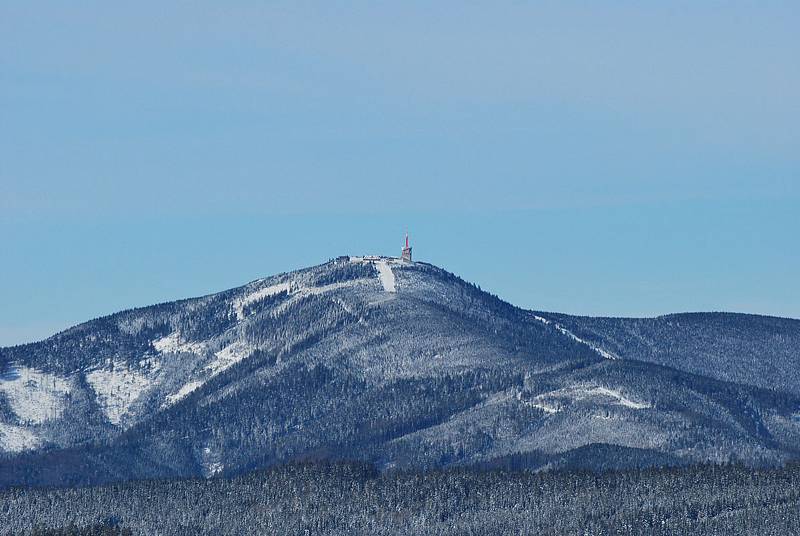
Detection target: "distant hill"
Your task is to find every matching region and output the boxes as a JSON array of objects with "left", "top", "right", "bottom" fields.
[
  {"left": 542, "top": 312, "right": 800, "bottom": 395},
  {"left": 1, "top": 256, "right": 799, "bottom": 488}
]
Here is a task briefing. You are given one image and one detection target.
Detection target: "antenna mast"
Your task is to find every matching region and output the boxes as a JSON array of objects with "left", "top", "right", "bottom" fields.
[{"left": 401, "top": 231, "right": 413, "bottom": 263}]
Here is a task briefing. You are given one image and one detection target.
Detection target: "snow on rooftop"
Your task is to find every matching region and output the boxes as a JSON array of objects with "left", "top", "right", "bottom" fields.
[
  {"left": 86, "top": 360, "right": 160, "bottom": 425},
  {"left": 0, "top": 365, "right": 71, "bottom": 424},
  {"left": 0, "top": 422, "right": 40, "bottom": 453}
]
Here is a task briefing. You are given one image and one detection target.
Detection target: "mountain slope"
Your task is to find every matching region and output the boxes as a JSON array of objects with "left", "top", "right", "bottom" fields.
[
  {"left": 541, "top": 312, "right": 800, "bottom": 396},
  {"left": 1, "top": 257, "right": 799, "bottom": 487}
]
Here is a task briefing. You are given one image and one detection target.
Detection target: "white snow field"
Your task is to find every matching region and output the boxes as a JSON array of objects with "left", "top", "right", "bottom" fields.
[
  {"left": 0, "top": 422, "right": 40, "bottom": 452},
  {"left": 0, "top": 365, "right": 71, "bottom": 424},
  {"left": 375, "top": 259, "right": 396, "bottom": 293},
  {"left": 153, "top": 332, "right": 208, "bottom": 355},
  {"left": 86, "top": 360, "right": 160, "bottom": 425},
  {"left": 206, "top": 342, "right": 251, "bottom": 377},
  {"left": 588, "top": 386, "right": 650, "bottom": 409},
  {"left": 530, "top": 385, "right": 650, "bottom": 414},
  {"left": 162, "top": 342, "right": 253, "bottom": 408},
  {"left": 163, "top": 380, "right": 204, "bottom": 408}
]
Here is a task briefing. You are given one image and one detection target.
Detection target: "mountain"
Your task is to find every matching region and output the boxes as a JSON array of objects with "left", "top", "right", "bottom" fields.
[
  {"left": 1, "top": 256, "right": 799, "bottom": 488},
  {"left": 541, "top": 312, "right": 800, "bottom": 396}
]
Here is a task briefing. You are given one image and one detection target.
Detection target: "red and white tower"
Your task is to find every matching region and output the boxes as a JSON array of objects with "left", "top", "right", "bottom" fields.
[{"left": 401, "top": 232, "right": 412, "bottom": 263}]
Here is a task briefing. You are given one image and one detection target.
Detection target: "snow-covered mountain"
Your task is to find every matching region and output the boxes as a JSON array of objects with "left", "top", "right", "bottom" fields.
[{"left": 1, "top": 256, "right": 799, "bottom": 487}]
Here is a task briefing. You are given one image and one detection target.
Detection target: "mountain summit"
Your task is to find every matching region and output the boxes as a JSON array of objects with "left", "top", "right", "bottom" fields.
[{"left": 2, "top": 256, "right": 800, "bottom": 488}]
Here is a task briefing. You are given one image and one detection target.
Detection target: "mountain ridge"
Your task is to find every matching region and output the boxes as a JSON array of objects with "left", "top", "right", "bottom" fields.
[{"left": 2, "top": 256, "right": 799, "bottom": 488}]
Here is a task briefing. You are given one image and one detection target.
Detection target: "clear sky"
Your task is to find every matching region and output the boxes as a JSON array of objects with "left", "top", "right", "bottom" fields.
[{"left": 1, "top": 2, "right": 798, "bottom": 346}]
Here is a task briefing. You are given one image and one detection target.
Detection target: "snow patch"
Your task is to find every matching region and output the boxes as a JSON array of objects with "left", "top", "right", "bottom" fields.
[
  {"left": 0, "top": 366, "right": 71, "bottom": 424},
  {"left": 206, "top": 342, "right": 251, "bottom": 376},
  {"left": 375, "top": 260, "right": 396, "bottom": 293},
  {"left": 530, "top": 385, "right": 650, "bottom": 414},
  {"left": 304, "top": 280, "right": 363, "bottom": 296},
  {"left": 533, "top": 315, "right": 619, "bottom": 360},
  {"left": 530, "top": 401, "right": 559, "bottom": 414},
  {"left": 0, "top": 422, "right": 40, "bottom": 453},
  {"left": 202, "top": 446, "right": 224, "bottom": 477},
  {"left": 153, "top": 332, "right": 207, "bottom": 355},
  {"left": 206, "top": 461, "right": 224, "bottom": 476},
  {"left": 86, "top": 360, "right": 159, "bottom": 425},
  {"left": 272, "top": 279, "right": 368, "bottom": 315},
  {"left": 589, "top": 386, "right": 650, "bottom": 409},
  {"left": 163, "top": 380, "right": 204, "bottom": 407},
  {"left": 234, "top": 282, "right": 291, "bottom": 320}
]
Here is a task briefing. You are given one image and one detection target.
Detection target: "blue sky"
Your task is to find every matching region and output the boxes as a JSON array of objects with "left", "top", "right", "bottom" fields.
[{"left": 1, "top": 2, "right": 798, "bottom": 345}]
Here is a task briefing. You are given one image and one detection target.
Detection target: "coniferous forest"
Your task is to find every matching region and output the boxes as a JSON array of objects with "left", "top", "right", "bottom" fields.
[{"left": 4, "top": 461, "right": 800, "bottom": 535}]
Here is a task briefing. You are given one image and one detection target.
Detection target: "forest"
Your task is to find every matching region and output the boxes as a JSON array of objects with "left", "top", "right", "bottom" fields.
[{"left": 4, "top": 461, "right": 800, "bottom": 535}]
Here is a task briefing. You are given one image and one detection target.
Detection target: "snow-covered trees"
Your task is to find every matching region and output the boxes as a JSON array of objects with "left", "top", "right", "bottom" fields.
[{"left": 4, "top": 461, "right": 800, "bottom": 535}]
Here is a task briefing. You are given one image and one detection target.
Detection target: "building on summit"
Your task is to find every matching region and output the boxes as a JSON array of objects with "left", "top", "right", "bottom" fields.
[{"left": 401, "top": 233, "right": 412, "bottom": 263}]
